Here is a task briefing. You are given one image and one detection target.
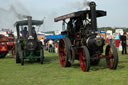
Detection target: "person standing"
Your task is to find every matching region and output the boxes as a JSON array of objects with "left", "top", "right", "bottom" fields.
[
  {"left": 40, "top": 37, "right": 45, "bottom": 46},
  {"left": 109, "top": 35, "right": 113, "bottom": 44},
  {"left": 120, "top": 32, "right": 127, "bottom": 54},
  {"left": 48, "top": 38, "right": 54, "bottom": 53},
  {"left": 114, "top": 33, "right": 120, "bottom": 48},
  {"left": 55, "top": 42, "right": 58, "bottom": 53}
]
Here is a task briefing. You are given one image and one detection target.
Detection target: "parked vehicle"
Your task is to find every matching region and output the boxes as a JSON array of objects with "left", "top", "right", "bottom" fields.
[
  {"left": 0, "top": 33, "right": 15, "bottom": 58},
  {"left": 15, "top": 16, "right": 44, "bottom": 65},
  {"left": 54, "top": 2, "right": 118, "bottom": 72}
]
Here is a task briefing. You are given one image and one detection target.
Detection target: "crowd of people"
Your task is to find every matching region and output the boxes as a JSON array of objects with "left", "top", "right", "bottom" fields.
[
  {"left": 106, "top": 32, "right": 127, "bottom": 55},
  {"left": 40, "top": 37, "right": 58, "bottom": 53},
  {"left": 40, "top": 32, "right": 128, "bottom": 55}
]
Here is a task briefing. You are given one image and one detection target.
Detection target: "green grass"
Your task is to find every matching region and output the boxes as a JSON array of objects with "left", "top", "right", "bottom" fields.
[{"left": 0, "top": 50, "right": 128, "bottom": 85}]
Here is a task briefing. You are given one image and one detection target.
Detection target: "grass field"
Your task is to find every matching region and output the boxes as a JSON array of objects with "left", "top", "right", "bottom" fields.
[{"left": 0, "top": 49, "right": 128, "bottom": 85}]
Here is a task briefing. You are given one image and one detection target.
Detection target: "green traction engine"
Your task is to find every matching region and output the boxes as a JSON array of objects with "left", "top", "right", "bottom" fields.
[{"left": 15, "top": 16, "right": 44, "bottom": 65}]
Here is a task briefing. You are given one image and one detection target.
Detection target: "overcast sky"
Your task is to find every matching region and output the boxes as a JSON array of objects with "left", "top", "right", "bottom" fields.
[{"left": 0, "top": 0, "right": 128, "bottom": 32}]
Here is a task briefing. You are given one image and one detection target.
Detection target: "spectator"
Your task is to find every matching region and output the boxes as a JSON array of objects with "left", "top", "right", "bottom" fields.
[
  {"left": 106, "top": 34, "right": 110, "bottom": 44},
  {"left": 109, "top": 35, "right": 113, "bottom": 44},
  {"left": 48, "top": 38, "right": 54, "bottom": 53},
  {"left": 120, "top": 32, "right": 127, "bottom": 54},
  {"left": 40, "top": 37, "right": 45, "bottom": 46},
  {"left": 55, "top": 42, "right": 58, "bottom": 53},
  {"left": 114, "top": 33, "right": 120, "bottom": 48}
]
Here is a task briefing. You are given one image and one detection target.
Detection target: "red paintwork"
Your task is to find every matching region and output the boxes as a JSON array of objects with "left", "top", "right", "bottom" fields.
[
  {"left": 79, "top": 48, "right": 87, "bottom": 71},
  {"left": 0, "top": 34, "right": 15, "bottom": 58},
  {"left": 0, "top": 46, "right": 8, "bottom": 51},
  {"left": 59, "top": 40, "right": 66, "bottom": 67},
  {"left": 106, "top": 48, "right": 114, "bottom": 69}
]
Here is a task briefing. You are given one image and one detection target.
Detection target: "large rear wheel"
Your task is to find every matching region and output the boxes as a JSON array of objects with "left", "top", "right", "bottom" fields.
[
  {"left": 58, "top": 38, "right": 72, "bottom": 67},
  {"left": 18, "top": 45, "right": 24, "bottom": 66},
  {"left": 79, "top": 46, "right": 90, "bottom": 72},
  {"left": 16, "top": 52, "right": 20, "bottom": 63},
  {"left": 40, "top": 48, "right": 44, "bottom": 64},
  {"left": 105, "top": 44, "right": 118, "bottom": 69},
  {"left": 15, "top": 44, "right": 20, "bottom": 63},
  {"left": 21, "top": 56, "right": 24, "bottom": 66}
]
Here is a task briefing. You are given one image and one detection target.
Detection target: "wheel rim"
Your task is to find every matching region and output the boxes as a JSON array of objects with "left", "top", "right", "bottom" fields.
[
  {"left": 59, "top": 40, "right": 66, "bottom": 67},
  {"left": 79, "top": 48, "right": 87, "bottom": 71},
  {"left": 106, "top": 47, "right": 114, "bottom": 69}
]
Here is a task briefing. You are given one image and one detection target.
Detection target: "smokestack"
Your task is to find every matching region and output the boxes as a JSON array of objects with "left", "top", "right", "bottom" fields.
[
  {"left": 89, "top": 2, "right": 97, "bottom": 31},
  {"left": 27, "top": 16, "right": 32, "bottom": 36}
]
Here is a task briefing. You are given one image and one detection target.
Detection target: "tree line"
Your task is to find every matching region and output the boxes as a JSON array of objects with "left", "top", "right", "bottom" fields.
[{"left": 99, "top": 27, "right": 128, "bottom": 33}]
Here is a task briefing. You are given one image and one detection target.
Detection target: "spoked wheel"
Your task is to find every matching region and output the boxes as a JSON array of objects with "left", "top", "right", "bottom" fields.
[
  {"left": 16, "top": 52, "right": 20, "bottom": 63},
  {"left": 79, "top": 46, "right": 90, "bottom": 72},
  {"left": 19, "top": 51, "right": 24, "bottom": 66},
  {"left": 105, "top": 44, "right": 118, "bottom": 69},
  {"left": 18, "top": 45, "right": 24, "bottom": 66},
  {"left": 40, "top": 48, "right": 44, "bottom": 64},
  {"left": 59, "top": 38, "right": 71, "bottom": 67},
  {"left": 21, "top": 56, "right": 24, "bottom": 66},
  {"left": 15, "top": 44, "right": 20, "bottom": 63}
]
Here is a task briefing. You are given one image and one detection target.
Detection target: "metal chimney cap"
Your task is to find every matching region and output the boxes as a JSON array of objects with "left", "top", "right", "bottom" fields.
[{"left": 89, "top": 2, "right": 96, "bottom": 7}]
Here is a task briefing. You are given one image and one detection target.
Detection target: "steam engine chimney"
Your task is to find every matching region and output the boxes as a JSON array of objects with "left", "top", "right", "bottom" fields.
[
  {"left": 89, "top": 2, "right": 97, "bottom": 32},
  {"left": 27, "top": 16, "right": 32, "bottom": 36}
]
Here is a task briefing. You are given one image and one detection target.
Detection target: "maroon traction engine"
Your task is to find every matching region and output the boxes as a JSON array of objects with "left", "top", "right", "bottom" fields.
[
  {"left": 0, "top": 33, "right": 15, "bottom": 58},
  {"left": 54, "top": 2, "right": 118, "bottom": 72}
]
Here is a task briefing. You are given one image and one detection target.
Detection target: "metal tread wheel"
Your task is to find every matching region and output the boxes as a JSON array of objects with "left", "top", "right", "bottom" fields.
[
  {"left": 59, "top": 38, "right": 72, "bottom": 67},
  {"left": 105, "top": 44, "right": 118, "bottom": 69},
  {"left": 79, "top": 46, "right": 90, "bottom": 72},
  {"left": 40, "top": 48, "right": 44, "bottom": 64}
]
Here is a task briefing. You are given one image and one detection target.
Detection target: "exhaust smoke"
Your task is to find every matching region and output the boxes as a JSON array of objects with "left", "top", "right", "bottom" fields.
[{"left": 0, "top": 0, "right": 30, "bottom": 30}]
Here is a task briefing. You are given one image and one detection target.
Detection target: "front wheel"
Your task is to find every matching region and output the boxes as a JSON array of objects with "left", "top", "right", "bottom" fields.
[
  {"left": 79, "top": 46, "right": 90, "bottom": 72},
  {"left": 105, "top": 44, "right": 118, "bottom": 69}
]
